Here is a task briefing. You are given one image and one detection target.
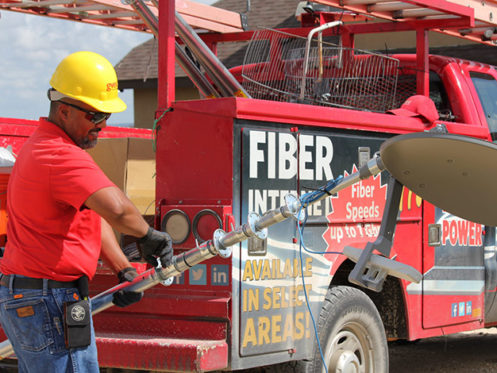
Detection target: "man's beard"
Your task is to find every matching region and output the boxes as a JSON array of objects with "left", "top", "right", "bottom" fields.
[{"left": 76, "top": 128, "right": 101, "bottom": 149}]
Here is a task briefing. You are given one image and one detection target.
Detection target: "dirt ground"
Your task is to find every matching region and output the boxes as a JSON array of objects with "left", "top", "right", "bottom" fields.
[
  {"left": 389, "top": 328, "right": 497, "bottom": 372},
  {"left": 2, "top": 329, "right": 497, "bottom": 372}
]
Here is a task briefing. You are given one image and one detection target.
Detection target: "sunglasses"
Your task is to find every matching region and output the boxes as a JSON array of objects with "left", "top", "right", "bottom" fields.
[{"left": 61, "top": 101, "right": 111, "bottom": 124}]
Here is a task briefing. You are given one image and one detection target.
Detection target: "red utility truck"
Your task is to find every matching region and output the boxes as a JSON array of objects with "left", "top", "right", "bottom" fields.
[{"left": 1, "top": 0, "right": 497, "bottom": 372}]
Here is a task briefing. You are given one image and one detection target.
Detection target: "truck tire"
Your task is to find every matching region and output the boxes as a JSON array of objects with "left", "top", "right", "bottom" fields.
[{"left": 304, "top": 285, "right": 388, "bottom": 373}]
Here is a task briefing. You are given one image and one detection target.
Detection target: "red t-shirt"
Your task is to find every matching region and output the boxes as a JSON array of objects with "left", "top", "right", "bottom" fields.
[{"left": 0, "top": 118, "right": 115, "bottom": 281}]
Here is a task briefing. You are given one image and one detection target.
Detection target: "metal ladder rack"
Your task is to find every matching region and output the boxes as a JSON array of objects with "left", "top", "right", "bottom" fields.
[
  {"left": 0, "top": 0, "right": 244, "bottom": 34},
  {"left": 314, "top": 0, "right": 497, "bottom": 46}
]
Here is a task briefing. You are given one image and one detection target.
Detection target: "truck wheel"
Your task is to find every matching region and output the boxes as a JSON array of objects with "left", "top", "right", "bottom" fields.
[{"left": 305, "top": 286, "right": 388, "bottom": 373}]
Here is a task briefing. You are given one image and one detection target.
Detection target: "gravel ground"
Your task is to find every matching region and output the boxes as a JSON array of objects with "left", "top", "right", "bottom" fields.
[
  {"left": 389, "top": 328, "right": 497, "bottom": 372},
  {"left": 3, "top": 329, "right": 497, "bottom": 372}
]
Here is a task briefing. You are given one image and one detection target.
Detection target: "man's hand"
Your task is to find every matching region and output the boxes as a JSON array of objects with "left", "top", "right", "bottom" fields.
[
  {"left": 138, "top": 227, "right": 173, "bottom": 268},
  {"left": 112, "top": 267, "right": 144, "bottom": 308}
]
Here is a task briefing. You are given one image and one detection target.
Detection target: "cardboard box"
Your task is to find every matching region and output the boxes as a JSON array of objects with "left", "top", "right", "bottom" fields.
[{"left": 87, "top": 138, "right": 156, "bottom": 215}]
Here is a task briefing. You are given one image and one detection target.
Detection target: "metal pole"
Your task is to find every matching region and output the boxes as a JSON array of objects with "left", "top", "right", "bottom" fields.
[
  {"left": 0, "top": 238, "right": 226, "bottom": 359},
  {"left": 90, "top": 239, "right": 226, "bottom": 313},
  {"left": 130, "top": 0, "right": 219, "bottom": 98},
  {"left": 174, "top": 11, "right": 251, "bottom": 98},
  {"left": 299, "top": 21, "right": 342, "bottom": 102}
]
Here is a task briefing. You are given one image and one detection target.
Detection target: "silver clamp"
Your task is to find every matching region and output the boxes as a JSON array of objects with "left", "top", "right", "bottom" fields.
[
  {"left": 213, "top": 229, "right": 232, "bottom": 258},
  {"left": 247, "top": 212, "right": 268, "bottom": 240},
  {"left": 155, "top": 260, "right": 174, "bottom": 286},
  {"left": 285, "top": 194, "right": 305, "bottom": 222}
]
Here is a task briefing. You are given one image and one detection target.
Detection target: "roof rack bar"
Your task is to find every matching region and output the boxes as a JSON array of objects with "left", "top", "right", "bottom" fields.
[
  {"left": 110, "top": 19, "right": 143, "bottom": 25},
  {"left": 459, "top": 26, "right": 496, "bottom": 35},
  {"left": 368, "top": 2, "right": 417, "bottom": 12},
  {"left": 481, "top": 29, "right": 496, "bottom": 40},
  {"left": 421, "top": 14, "right": 458, "bottom": 20},
  {"left": 48, "top": 4, "right": 109, "bottom": 13},
  {"left": 1, "top": 0, "right": 86, "bottom": 8},
  {"left": 341, "top": 0, "right": 388, "bottom": 4},
  {"left": 85, "top": 11, "right": 136, "bottom": 18},
  {"left": 393, "top": 8, "right": 445, "bottom": 18}
]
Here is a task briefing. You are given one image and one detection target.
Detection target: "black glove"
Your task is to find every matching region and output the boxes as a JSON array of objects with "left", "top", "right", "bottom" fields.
[
  {"left": 112, "top": 267, "right": 144, "bottom": 308},
  {"left": 137, "top": 227, "right": 173, "bottom": 268}
]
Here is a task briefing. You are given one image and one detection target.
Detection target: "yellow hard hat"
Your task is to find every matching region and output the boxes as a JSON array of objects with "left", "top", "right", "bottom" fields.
[{"left": 49, "top": 51, "right": 126, "bottom": 113}]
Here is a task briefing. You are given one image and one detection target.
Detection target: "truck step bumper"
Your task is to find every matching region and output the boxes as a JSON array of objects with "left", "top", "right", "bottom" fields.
[{"left": 96, "top": 334, "right": 228, "bottom": 372}]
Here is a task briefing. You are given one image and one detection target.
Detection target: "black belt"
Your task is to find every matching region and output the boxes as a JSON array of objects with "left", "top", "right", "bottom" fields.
[{"left": 0, "top": 275, "right": 79, "bottom": 290}]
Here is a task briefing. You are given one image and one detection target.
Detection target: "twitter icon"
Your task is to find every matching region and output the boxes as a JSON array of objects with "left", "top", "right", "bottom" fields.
[{"left": 189, "top": 264, "right": 207, "bottom": 285}]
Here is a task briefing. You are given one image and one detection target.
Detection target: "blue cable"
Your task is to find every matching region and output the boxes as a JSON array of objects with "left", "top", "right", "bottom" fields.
[
  {"left": 297, "top": 181, "right": 349, "bottom": 373},
  {"left": 298, "top": 204, "right": 329, "bottom": 373},
  {"left": 300, "top": 175, "right": 343, "bottom": 208},
  {"left": 297, "top": 204, "right": 342, "bottom": 257}
]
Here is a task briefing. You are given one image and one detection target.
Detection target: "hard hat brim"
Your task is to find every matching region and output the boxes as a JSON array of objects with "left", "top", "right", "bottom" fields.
[{"left": 71, "top": 94, "right": 127, "bottom": 113}]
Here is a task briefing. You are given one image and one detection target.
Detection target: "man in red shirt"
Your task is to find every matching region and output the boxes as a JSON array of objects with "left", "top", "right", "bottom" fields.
[{"left": 0, "top": 51, "right": 172, "bottom": 373}]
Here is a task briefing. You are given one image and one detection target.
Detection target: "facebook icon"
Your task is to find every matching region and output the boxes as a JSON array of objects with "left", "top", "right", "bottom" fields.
[{"left": 451, "top": 303, "right": 458, "bottom": 317}]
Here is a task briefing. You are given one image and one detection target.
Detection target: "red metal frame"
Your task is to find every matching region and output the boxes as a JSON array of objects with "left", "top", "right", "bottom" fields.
[
  {"left": 313, "top": 0, "right": 475, "bottom": 26},
  {"left": 0, "top": 0, "right": 244, "bottom": 34},
  {"left": 416, "top": 29, "right": 429, "bottom": 96},
  {"left": 157, "top": 0, "right": 175, "bottom": 111}
]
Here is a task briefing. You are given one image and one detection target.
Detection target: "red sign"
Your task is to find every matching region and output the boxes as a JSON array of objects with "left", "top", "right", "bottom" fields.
[{"left": 322, "top": 166, "right": 387, "bottom": 256}]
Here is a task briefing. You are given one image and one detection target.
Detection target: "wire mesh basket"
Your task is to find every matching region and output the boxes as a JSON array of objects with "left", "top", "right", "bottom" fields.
[{"left": 241, "top": 28, "right": 400, "bottom": 112}]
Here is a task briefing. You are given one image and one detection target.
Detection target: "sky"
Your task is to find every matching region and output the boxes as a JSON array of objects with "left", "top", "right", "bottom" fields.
[{"left": 0, "top": 0, "right": 215, "bottom": 126}]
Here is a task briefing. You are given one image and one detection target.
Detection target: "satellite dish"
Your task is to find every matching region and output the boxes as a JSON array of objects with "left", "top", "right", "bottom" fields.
[{"left": 380, "top": 132, "right": 497, "bottom": 226}]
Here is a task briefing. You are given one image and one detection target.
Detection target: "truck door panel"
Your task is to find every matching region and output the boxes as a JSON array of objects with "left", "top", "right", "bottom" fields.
[
  {"left": 463, "top": 67, "right": 497, "bottom": 322},
  {"left": 422, "top": 207, "right": 485, "bottom": 329}
]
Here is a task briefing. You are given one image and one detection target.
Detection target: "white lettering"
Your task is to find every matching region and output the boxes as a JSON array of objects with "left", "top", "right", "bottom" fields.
[
  {"left": 248, "top": 131, "right": 335, "bottom": 181},
  {"left": 254, "top": 189, "right": 267, "bottom": 215},
  {"left": 250, "top": 131, "right": 266, "bottom": 178},
  {"left": 268, "top": 132, "right": 276, "bottom": 179},
  {"left": 279, "top": 133, "right": 297, "bottom": 179},
  {"left": 268, "top": 189, "right": 279, "bottom": 210},
  {"left": 315, "top": 136, "right": 333, "bottom": 181},
  {"left": 351, "top": 182, "right": 374, "bottom": 198},
  {"left": 249, "top": 189, "right": 333, "bottom": 216},
  {"left": 345, "top": 201, "right": 380, "bottom": 222},
  {"left": 299, "top": 135, "right": 314, "bottom": 180}
]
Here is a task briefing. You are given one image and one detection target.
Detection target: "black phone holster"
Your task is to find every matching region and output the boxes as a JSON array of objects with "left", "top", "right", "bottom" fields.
[
  {"left": 63, "top": 300, "right": 91, "bottom": 349},
  {"left": 63, "top": 276, "right": 91, "bottom": 349}
]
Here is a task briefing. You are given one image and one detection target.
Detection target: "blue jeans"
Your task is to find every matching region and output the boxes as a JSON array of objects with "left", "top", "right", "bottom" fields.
[{"left": 0, "top": 278, "right": 99, "bottom": 373}]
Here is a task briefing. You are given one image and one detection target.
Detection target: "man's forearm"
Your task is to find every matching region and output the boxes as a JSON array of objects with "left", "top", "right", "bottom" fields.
[
  {"left": 85, "top": 186, "right": 150, "bottom": 237},
  {"left": 100, "top": 218, "right": 134, "bottom": 274}
]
